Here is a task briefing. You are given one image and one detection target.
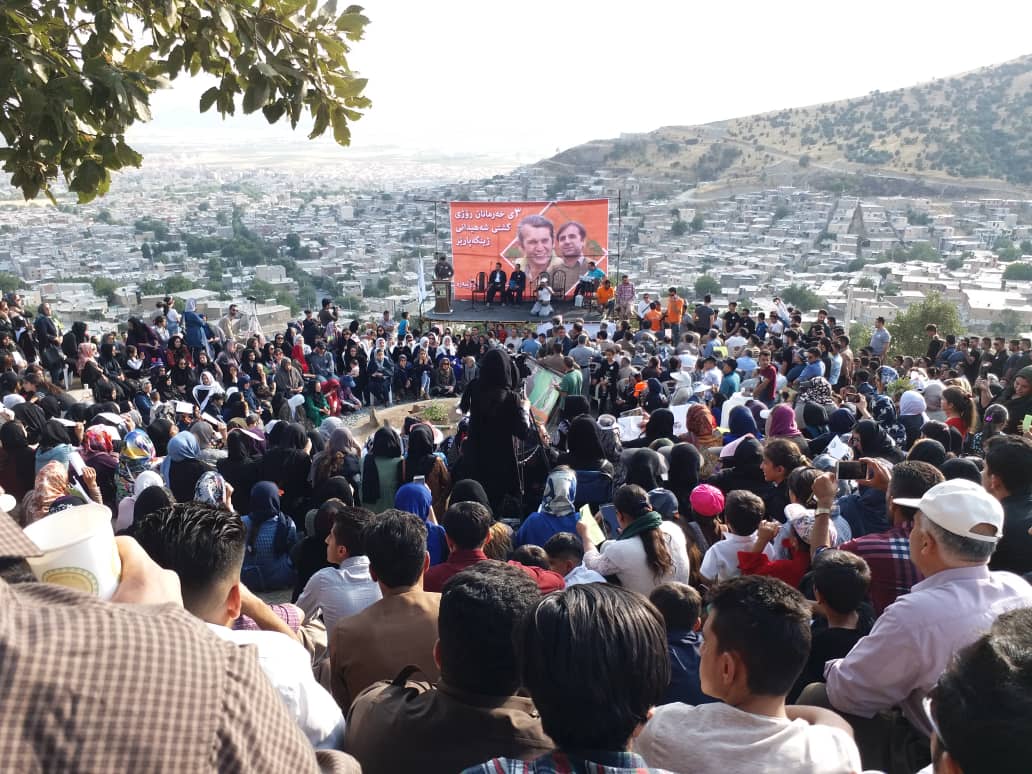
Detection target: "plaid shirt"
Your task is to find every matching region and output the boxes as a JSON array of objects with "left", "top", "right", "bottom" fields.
[
  {"left": 840, "top": 524, "right": 923, "bottom": 615},
  {"left": 615, "top": 282, "right": 636, "bottom": 304},
  {"left": 0, "top": 512, "right": 357, "bottom": 773},
  {"left": 465, "top": 749, "right": 672, "bottom": 773}
]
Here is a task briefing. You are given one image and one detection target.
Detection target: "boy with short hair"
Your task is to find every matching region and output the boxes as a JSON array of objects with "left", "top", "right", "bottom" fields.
[
  {"left": 637, "top": 576, "right": 862, "bottom": 773},
  {"left": 789, "top": 550, "right": 872, "bottom": 702},
  {"left": 649, "top": 582, "right": 715, "bottom": 707},
  {"left": 700, "top": 491, "right": 775, "bottom": 585},
  {"left": 544, "top": 532, "right": 607, "bottom": 586}
]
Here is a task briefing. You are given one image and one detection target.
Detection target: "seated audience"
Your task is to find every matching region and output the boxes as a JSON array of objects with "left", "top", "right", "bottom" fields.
[
  {"left": 637, "top": 576, "right": 862, "bottom": 773},
  {"left": 133, "top": 501, "right": 345, "bottom": 748},
  {"left": 803, "top": 479, "right": 1032, "bottom": 772},
  {"left": 465, "top": 583, "right": 671, "bottom": 773},
  {"left": 648, "top": 582, "right": 715, "bottom": 707},
  {"left": 345, "top": 562, "right": 553, "bottom": 773},
  {"left": 295, "top": 502, "right": 381, "bottom": 636},
  {"left": 330, "top": 509, "right": 442, "bottom": 711}
]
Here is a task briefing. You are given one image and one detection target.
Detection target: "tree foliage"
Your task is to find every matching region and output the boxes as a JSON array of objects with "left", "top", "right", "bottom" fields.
[
  {"left": 1003, "top": 262, "right": 1032, "bottom": 282},
  {"left": 781, "top": 284, "right": 827, "bottom": 312},
  {"left": 1, "top": 1, "right": 370, "bottom": 202},
  {"left": 693, "top": 274, "right": 720, "bottom": 298},
  {"left": 887, "top": 292, "right": 961, "bottom": 358},
  {"left": 0, "top": 272, "right": 22, "bottom": 293}
]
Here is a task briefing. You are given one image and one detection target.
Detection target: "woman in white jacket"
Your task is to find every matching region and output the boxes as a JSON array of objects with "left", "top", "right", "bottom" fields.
[{"left": 578, "top": 483, "right": 690, "bottom": 596}]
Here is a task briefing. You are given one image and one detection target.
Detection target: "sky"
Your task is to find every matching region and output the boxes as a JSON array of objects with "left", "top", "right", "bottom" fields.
[{"left": 132, "top": 0, "right": 1032, "bottom": 163}]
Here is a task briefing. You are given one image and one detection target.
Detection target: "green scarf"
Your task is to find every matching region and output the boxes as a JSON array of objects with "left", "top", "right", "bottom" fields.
[{"left": 618, "top": 511, "right": 664, "bottom": 541}]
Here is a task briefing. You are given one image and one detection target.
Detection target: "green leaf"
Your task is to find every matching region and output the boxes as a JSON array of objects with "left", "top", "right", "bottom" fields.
[
  {"left": 242, "top": 78, "right": 271, "bottom": 113},
  {"left": 330, "top": 106, "right": 350, "bottom": 145},
  {"left": 309, "top": 103, "right": 329, "bottom": 139},
  {"left": 262, "top": 102, "right": 286, "bottom": 124},
  {"left": 199, "top": 86, "right": 219, "bottom": 112}
]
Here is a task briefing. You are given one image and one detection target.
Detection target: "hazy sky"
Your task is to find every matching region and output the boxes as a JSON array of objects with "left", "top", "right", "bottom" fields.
[{"left": 133, "top": 0, "right": 1032, "bottom": 162}]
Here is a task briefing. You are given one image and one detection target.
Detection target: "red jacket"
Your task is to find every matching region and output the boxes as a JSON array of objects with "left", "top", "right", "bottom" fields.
[{"left": 424, "top": 548, "right": 565, "bottom": 594}]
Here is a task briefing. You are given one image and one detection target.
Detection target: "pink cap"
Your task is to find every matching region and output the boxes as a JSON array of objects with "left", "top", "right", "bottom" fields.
[{"left": 690, "top": 484, "right": 725, "bottom": 518}]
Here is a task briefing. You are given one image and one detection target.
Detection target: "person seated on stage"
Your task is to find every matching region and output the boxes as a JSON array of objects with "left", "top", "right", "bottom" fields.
[
  {"left": 505, "top": 263, "right": 527, "bottom": 306},
  {"left": 486, "top": 262, "right": 507, "bottom": 306},
  {"left": 575, "top": 261, "right": 606, "bottom": 297},
  {"left": 531, "top": 277, "right": 554, "bottom": 319}
]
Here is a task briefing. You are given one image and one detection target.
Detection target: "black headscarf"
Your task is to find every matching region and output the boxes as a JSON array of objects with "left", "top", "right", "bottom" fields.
[
  {"left": 624, "top": 448, "right": 665, "bottom": 491},
  {"left": 855, "top": 419, "right": 905, "bottom": 463},
  {"left": 668, "top": 442, "right": 703, "bottom": 512},
  {"left": 13, "top": 403, "right": 47, "bottom": 445},
  {"left": 0, "top": 420, "right": 29, "bottom": 450},
  {"left": 313, "top": 475, "right": 355, "bottom": 507},
  {"left": 132, "top": 485, "right": 175, "bottom": 527},
  {"left": 277, "top": 422, "right": 308, "bottom": 451},
  {"left": 404, "top": 424, "right": 437, "bottom": 481},
  {"left": 449, "top": 478, "right": 492, "bottom": 514},
  {"left": 562, "top": 395, "right": 591, "bottom": 422},
  {"left": 362, "top": 425, "right": 402, "bottom": 503},
  {"left": 567, "top": 416, "right": 607, "bottom": 464},
  {"left": 479, "top": 348, "right": 518, "bottom": 392},
  {"left": 147, "top": 418, "right": 175, "bottom": 457},
  {"left": 39, "top": 419, "right": 73, "bottom": 451}
]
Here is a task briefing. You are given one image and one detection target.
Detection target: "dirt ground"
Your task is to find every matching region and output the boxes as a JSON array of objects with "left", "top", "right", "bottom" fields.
[{"left": 349, "top": 397, "right": 462, "bottom": 445}]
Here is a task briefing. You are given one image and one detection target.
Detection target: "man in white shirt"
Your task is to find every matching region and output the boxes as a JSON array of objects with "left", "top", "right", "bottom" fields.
[
  {"left": 699, "top": 491, "right": 775, "bottom": 584},
  {"left": 636, "top": 575, "right": 862, "bottom": 773},
  {"left": 801, "top": 479, "right": 1032, "bottom": 772},
  {"left": 133, "top": 502, "right": 346, "bottom": 749},
  {"left": 543, "top": 532, "right": 607, "bottom": 586},
  {"left": 296, "top": 502, "right": 382, "bottom": 637}
]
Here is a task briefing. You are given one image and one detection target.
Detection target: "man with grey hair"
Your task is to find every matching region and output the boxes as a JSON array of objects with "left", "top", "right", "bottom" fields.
[{"left": 800, "top": 478, "right": 1032, "bottom": 772}]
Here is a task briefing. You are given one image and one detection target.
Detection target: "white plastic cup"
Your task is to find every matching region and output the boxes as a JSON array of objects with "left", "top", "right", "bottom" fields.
[{"left": 22, "top": 503, "right": 122, "bottom": 600}]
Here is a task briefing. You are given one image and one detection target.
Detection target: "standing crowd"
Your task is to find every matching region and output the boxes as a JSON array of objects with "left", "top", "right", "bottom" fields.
[{"left": 2, "top": 284, "right": 1032, "bottom": 774}]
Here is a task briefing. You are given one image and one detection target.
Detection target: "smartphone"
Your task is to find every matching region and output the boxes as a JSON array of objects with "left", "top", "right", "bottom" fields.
[
  {"left": 599, "top": 503, "right": 620, "bottom": 536},
  {"left": 1023, "top": 415, "right": 1032, "bottom": 434},
  {"left": 837, "top": 460, "right": 868, "bottom": 480}
]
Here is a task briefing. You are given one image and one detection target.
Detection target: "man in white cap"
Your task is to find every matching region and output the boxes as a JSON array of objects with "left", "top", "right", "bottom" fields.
[{"left": 799, "top": 479, "right": 1032, "bottom": 772}]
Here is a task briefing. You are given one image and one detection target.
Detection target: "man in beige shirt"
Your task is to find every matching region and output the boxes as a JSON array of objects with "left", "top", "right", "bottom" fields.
[{"left": 330, "top": 509, "right": 441, "bottom": 711}]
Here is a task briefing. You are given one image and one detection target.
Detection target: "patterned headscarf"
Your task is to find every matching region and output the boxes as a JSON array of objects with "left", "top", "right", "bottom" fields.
[
  {"left": 539, "top": 467, "right": 577, "bottom": 517},
  {"left": 877, "top": 366, "right": 899, "bottom": 393},
  {"left": 194, "top": 471, "right": 228, "bottom": 508},
  {"left": 84, "top": 426, "right": 114, "bottom": 454},
  {"left": 21, "top": 461, "right": 71, "bottom": 525},
  {"left": 798, "top": 377, "right": 835, "bottom": 406}
]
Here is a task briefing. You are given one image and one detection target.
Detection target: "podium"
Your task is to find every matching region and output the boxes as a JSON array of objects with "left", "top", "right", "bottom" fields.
[{"left": 432, "top": 280, "right": 453, "bottom": 314}]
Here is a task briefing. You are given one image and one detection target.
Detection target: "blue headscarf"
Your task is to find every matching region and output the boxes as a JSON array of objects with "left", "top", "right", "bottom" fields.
[
  {"left": 394, "top": 482, "right": 447, "bottom": 566},
  {"left": 723, "top": 405, "right": 760, "bottom": 445},
  {"left": 160, "top": 431, "right": 201, "bottom": 485},
  {"left": 394, "top": 482, "right": 432, "bottom": 521}
]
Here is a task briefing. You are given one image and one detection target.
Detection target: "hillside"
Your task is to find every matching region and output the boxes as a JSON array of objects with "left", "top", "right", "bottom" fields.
[{"left": 543, "top": 54, "right": 1032, "bottom": 194}]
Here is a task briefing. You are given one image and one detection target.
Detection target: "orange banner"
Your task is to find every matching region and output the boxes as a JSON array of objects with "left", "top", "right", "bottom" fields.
[{"left": 448, "top": 199, "right": 609, "bottom": 300}]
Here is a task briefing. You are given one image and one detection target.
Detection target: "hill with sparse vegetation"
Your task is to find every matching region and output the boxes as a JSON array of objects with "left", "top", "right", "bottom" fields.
[{"left": 541, "top": 54, "right": 1032, "bottom": 194}]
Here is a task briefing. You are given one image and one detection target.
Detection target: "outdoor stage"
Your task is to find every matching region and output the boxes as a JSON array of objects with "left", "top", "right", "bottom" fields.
[{"left": 422, "top": 297, "right": 605, "bottom": 327}]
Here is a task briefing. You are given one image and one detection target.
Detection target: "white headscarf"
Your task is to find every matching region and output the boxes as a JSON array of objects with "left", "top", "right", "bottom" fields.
[
  {"left": 899, "top": 390, "right": 929, "bottom": 422},
  {"left": 539, "top": 467, "right": 577, "bottom": 517}
]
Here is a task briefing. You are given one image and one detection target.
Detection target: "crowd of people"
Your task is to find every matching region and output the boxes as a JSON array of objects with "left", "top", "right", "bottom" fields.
[{"left": 2, "top": 284, "right": 1032, "bottom": 774}]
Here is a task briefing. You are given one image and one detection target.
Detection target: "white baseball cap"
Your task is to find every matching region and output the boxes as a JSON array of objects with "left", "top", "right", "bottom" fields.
[{"left": 894, "top": 479, "right": 1003, "bottom": 544}]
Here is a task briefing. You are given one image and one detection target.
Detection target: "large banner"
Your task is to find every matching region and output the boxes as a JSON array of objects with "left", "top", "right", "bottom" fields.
[{"left": 448, "top": 199, "right": 609, "bottom": 300}]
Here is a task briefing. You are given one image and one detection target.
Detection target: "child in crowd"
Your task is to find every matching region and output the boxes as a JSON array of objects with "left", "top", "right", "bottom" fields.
[
  {"left": 789, "top": 550, "right": 872, "bottom": 702},
  {"left": 699, "top": 490, "right": 774, "bottom": 585},
  {"left": 543, "top": 532, "right": 607, "bottom": 586},
  {"left": 649, "top": 582, "right": 716, "bottom": 707}
]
